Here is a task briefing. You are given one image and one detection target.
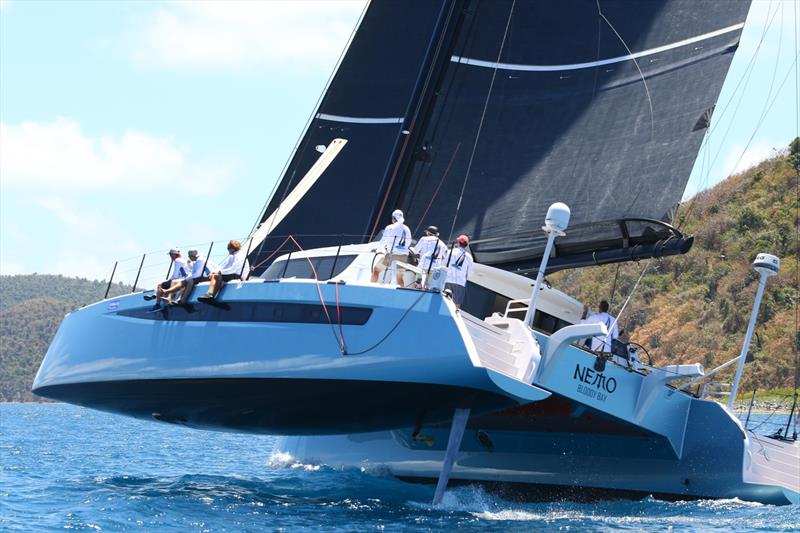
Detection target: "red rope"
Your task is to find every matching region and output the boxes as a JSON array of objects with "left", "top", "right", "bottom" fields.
[
  {"left": 288, "top": 235, "right": 345, "bottom": 355},
  {"left": 252, "top": 235, "right": 293, "bottom": 270},
  {"left": 335, "top": 280, "right": 347, "bottom": 354}
]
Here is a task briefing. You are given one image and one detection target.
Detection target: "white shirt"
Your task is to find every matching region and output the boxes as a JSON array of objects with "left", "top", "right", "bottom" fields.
[
  {"left": 218, "top": 251, "right": 250, "bottom": 279},
  {"left": 581, "top": 311, "right": 619, "bottom": 352},
  {"left": 446, "top": 247, "right": 473, "bottom": 287},
  {"left": 169, "top": 257, "right": 191, "bottom": 281},
  {"left": 414, "top": 235, "right": 446, "bottom": 270},
  {"left": 380, "top": 221, "right": 412, "bottom": 255},
  {"left": 189, "top": 254, "right": 215, "bottom": 279}
]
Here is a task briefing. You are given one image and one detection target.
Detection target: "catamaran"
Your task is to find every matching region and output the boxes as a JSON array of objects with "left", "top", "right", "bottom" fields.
[{"left": 33, "top": 0, "right": 798, "bottom": 505}]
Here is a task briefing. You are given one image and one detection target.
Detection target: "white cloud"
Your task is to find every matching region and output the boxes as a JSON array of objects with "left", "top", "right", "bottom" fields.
[
  {"left": 0, "top": 118, "right": 236, "bottom": 193},
  {"left": 721, "top": 139, "right": 783, "bottom": 177},
  {"left": 29, "top": 197, "right": 149, "bottom": 281},
  {"left": 130, "top": 1, "right": 365, "bottom": 72}
]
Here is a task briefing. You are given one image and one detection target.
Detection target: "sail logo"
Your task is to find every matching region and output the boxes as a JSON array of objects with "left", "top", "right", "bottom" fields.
[{"left": 573, "top": 364, "right": 617, "bottom": 402}]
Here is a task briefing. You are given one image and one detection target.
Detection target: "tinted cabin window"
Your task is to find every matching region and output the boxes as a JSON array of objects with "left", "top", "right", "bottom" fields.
[
  {"left": 463, "top": 282, "right": 511, "bottom": 318},
  {"left": 463, "top": 281, "right": 570, "bottom": 334},
  {"left": 261, "top": 255, "right": 357, "bottom": 280}
]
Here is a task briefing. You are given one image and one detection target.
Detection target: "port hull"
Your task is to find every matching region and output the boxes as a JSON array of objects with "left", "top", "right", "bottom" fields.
[{"left": 32, "top": 281, "right": 531, "bottom": 434}]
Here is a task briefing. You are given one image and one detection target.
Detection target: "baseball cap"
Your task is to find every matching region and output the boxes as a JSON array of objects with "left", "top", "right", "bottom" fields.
[{"left": 457, "top": 235, "right": 469, "bottom": 246}]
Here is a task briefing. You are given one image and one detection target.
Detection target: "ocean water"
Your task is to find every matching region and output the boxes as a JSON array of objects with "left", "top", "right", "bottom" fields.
[{"left": 1, "top": 403, "right": 797, "bottom": 532}]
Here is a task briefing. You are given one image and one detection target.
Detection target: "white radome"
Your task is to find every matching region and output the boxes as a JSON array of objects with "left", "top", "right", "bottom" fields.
[
  {"left": 545, "top": 202, "right": 571, "bottom": 233},
  {"left": 753, "top": 253, "right": 780, "bottom": 276}
]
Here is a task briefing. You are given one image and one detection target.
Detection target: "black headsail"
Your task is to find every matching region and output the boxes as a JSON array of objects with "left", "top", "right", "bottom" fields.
[
  {"left": 251, "top": 0, "right": 751, "bottom": 275},
  {"left": 250, "top": 0, "right": 456, "bottom": 267}
]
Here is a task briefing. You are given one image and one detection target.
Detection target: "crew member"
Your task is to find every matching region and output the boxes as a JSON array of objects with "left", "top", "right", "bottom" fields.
[
  {"left": 445, "top": 234, "right": 473, "bottom": 308},
  {"left": 144, "top": 248, "right": 190, "bottom": 306},
  {"left": 371, "top": 209, "right": 412, "bottom": 286},
  {"left": 161, "top": 248, "right": 216, "bottom": 304},
  {"left": 413, "top": 225, "right": 446, "bottom": 288},
  {"left": 199, "top": 240, "right": 250, "bottom": 301},
  {"left": 580, "top": 300, "right": 619, "bottom": 352}
]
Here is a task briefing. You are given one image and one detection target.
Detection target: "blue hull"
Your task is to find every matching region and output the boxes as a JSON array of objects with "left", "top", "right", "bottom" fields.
[{"left": 32, "top": 281, "right": 547, "bottom": 434}]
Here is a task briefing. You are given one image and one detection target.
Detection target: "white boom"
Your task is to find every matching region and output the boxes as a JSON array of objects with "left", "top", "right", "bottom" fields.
[{"left": 243, "top": 138, "right": 348, "bottom": 253}]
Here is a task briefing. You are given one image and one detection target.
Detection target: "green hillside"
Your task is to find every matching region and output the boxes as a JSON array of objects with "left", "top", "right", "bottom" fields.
[
  {"left": 551, "top": 138, "right": 799, "bottom": 395},
  {"left": 0, "top": 276, "right": 131, "bottom": 401}
]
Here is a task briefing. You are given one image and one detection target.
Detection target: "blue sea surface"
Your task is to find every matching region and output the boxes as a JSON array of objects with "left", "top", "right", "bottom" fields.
[{"left": 1, "top": 403, "right": 798, "bottom": 532}]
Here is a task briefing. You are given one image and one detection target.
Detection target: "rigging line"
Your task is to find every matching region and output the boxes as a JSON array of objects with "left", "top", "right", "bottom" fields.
[
  {"left": 345, "top": 291, "right": 427, "bottom": 356},
  {"left": 705, "top": 1, "right": 778, "bottom": 139},
  {"left": 608, "top": 263, "right": 621, "bottom": 309},
  {"left": 288, "top": 234, "right": 345, "bottom": 355},
  {"left": 726, "top": 52, "right": 798, "bottom": 177},
  {"left": 248, "top": 1, "right": 369, "bottom": 239},
  {"left": 412, "top": 143, "right": 461, "bottom": 236},
  {"left": 368, "top": 0, "right": 461, "bottom": 241},
  {"left": 796, "top": 0, "right": 799, "bottom": 394},
  {"left": 447, "top": 0, "right": 517, "bottom": 242},
  {"left": 609, "top": 258, "right": 652, "bottom": 336},
  {"left": 753, "top": 2, "right": 785, "bottom": 139},
  {"left": 697, "top": 4, "right": 780, "bottom": 183},
  {"left": 678, "top": 1, "right": 781, "bottom": 225},
  {"left": 252, "top": 235, "right": 294, "bottom": 270},
  {"left": 596, "top": 0, "right": 654, "bottom": 142}
]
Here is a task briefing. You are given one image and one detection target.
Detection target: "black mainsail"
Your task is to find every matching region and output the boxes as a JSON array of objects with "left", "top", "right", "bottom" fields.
[{"left": 252, "top": 0, "right": 751, "bottom": 275}]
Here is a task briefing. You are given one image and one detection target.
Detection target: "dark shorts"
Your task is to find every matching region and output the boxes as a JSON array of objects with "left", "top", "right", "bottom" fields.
[
  {"left": 191, "top": 276, "right": 209, "bottom": 284},
  {"left": 160, "top": 280, "right": 172, "bottom": 290},
  {"left": 221, "top": 273, "right": 240, "bottom": 282},
  {"left": 446, "top": 283, "right": 466, "bottom": 305}
]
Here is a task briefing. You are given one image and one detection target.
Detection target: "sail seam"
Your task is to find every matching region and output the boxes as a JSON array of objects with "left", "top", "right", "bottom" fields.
[
  {"left": 450, "top": 22, "right": 745, "bottom": 72},
  {"left": 316, "top": 113, "right": 404, "bottom": 124}
]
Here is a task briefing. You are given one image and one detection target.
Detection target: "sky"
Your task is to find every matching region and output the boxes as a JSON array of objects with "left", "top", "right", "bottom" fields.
[{"left": 0, "top": 0, "right": 797, "bottom": 284}]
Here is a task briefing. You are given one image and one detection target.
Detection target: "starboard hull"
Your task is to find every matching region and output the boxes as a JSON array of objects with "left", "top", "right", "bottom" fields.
[{"left": 275, "top": 392, "right": 798, "bottom": 505}]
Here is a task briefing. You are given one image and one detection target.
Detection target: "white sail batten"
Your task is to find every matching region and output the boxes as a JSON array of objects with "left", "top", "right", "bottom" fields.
[
  {"left": 450, "top": 22, "right": 745, "bottom": 72},
  {"left": 316, "top": 113, "right": 405, "bottom": 124},
  {"left": 244, "top": 138, "right": 348, "bottom": 254}
]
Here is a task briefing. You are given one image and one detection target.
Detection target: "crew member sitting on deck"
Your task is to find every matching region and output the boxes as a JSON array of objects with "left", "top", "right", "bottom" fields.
[
  {"left": 444, "top": 235, "right": 473, "bottom": 309},
  {"left": 371, "top": 209, "right": 412, "bottom": 286},
  {"left": 198, "top": 240, "right": 250, "bottom": 301},
  {"left": 413, "top": 225, "right": 446, "bottom": 288},
  {"left": 580, "top": 300, "right": 619, "bottom": 352},
  {"left": 144, "top": 248, "right": 190, "bottom": 306},
  {"left": 161, "top": 248, "right": 215, "bottom": 304}
]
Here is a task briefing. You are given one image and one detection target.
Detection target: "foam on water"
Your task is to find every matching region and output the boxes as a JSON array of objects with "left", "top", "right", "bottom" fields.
[{"left": 2, "top": 403, "right": 798, "bottom": 532}]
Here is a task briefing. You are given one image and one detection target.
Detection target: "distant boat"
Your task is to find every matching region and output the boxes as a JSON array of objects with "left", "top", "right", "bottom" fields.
[{"left": 33, "top": 0, "right": 798, "bottom": 505}]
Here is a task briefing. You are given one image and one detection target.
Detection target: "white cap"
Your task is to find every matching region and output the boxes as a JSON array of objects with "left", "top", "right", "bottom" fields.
[{"left": 392, "top": 209, "right": 404, "bottom": 222}]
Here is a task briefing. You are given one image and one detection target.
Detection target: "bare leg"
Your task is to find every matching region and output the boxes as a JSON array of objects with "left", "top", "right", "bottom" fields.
[
  {"left": 207, "top": 273, "right": 219, "bottom": 296},
  {"left": 162, "top": 280, "right": 188, "bottom": 304},
  {"left": 177, "top": 278, "right": 195, "bottom": 304},
  {"left": 371, "top": 267, "right": 380, "bottom": 283},
  {"left": 156, "top": 283, "right": 168, "bottom": 303}
]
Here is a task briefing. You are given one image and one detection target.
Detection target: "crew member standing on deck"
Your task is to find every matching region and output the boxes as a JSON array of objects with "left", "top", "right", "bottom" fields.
[
  {"left": 371, "top": 209, "right": 412, "bottom": 286},
  {"left": 413, "top": 225, "right": 446, "bottom": 288},
  {"left": 445, "top": 235, "right": 473, "bottom": 308},
  {"left": 580, "top": 300, "right": 619, "bottom": 352}
]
